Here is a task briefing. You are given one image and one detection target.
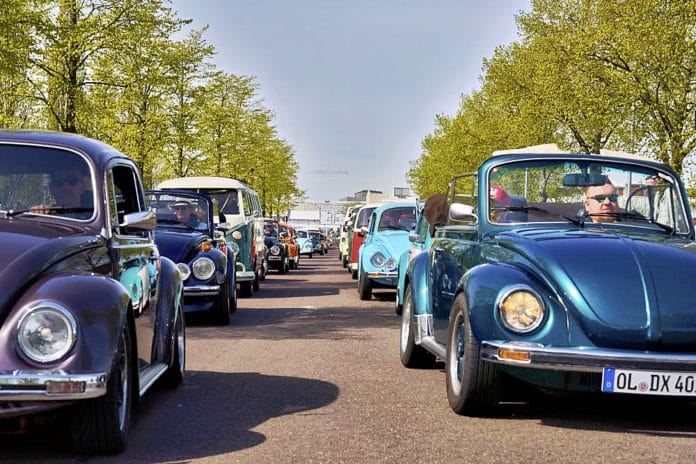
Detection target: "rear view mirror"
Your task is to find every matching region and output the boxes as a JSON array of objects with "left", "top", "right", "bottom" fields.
[{"left": 562, "top": 173, "right": 607, "bottom": 187}]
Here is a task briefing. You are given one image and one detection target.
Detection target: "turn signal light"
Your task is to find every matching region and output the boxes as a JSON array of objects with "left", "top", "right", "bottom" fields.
[
  {"left": 498, "top": 349, "right": 531, "bottom": 362},
  {"left": 200, "top": 242, "right": 212, "bottom": 252}
]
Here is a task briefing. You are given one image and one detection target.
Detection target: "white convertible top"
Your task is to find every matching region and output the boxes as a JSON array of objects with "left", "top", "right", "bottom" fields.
[{"left": 157, "top": 176, "right": 248, "bottom": 190}]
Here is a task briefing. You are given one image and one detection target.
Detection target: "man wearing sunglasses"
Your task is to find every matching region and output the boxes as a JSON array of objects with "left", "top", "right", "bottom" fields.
[
  {"left": 171, "top": 200, "right": 204, "bottom": 229},
  {"left": 31, "top": 163, "right": 93, "bottom": 218},
  {"left": 583, "top": 181, "right": 619, "bottom": 222}
]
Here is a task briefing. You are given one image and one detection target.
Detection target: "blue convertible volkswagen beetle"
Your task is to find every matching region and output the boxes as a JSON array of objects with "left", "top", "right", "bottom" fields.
[
  {"left": 146, "top": 190, "right": 237, "bottom": 325},
  {"left": 357, "top": 201, "right": 416, "bottom": 300},
  {"left": 400, "top": 143, "right": 696, "bottom": 416}
]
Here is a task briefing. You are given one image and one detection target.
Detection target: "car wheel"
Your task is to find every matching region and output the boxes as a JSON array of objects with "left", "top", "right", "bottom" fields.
[
  {"left": 445, "top": 294, "right": 501, "bottom": 416},
  {"left": 71, "top": 321, "right": 134, "bottom": 455},
  {"left": 253, "top": 272, "right": 260, "bottom": 291},
  {"left": 161, "top": 299, "right": 186, "bottom": 388},
  {"left": 351, "top": 268, "right": 357, "bottom": 280},
  {"left": 279, "top": 257, "right": 288, "bottom": 274},
  {"left": 400, "top": 284, "right": 436, "bottom": 368},
  {"left": 211, "top": 276, "right": 231, "bottom": 325},
  {"left": 229, "top": 277, "right": 238, "bottom": 312},
  {"left": 239, "top": 281, "right": 253, "bottom": 298},
  {"left": 358, "top": 266, "right": 372, "bottom": 300}
]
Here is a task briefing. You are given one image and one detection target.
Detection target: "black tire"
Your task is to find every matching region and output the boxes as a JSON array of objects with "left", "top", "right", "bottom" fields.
[
  {"left": 71, "top": 322, "right": 134, "bottom": 455},
  {"left": 400, "top": 284, "right": 436, "bottom": 368},
  {"left": 211, "top": 277, "right": 231, "bottom": 325},
  {"left": 161, "top": 301, "right": 185, "bottom": 389},
  {"left": 278, "top": 257, "right": 288, "bottom": 274},
  {"left": 239, "top": 281, "right": 253, "bottom": 298},
  {"left": 358, "top": 266, "right": 372, "bottom": 300},
  {"left": 351, "top": 268, "right": 357, "bottom": 280},
  {"left": 229, "top": 276, "right": 238, "bottom": 313},
  {"left": 445, "top": 294, "right": 502, "bottom": 416},
  {"left": 252, "top": 272, "right": 260, "bottom": 292}
]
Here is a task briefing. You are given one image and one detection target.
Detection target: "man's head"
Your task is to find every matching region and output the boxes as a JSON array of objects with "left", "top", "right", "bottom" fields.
[
  {"left": 51, "top": 164, "right": 89, "bottom": 206},
  {"left": 172, "top": 200, "right": 195, "bottom": 223},
  {"left": 584, "top": 182, "right": 618, "bottom": 222}
]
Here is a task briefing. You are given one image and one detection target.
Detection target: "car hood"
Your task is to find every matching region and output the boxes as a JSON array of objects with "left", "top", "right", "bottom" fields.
[
  {"left": 369, "top": 230, "right": 411, "bottom": 259},
  {"left": 154, "top": 230, "right": 206, "bottom": 263},
  {"left": 0, "top": 219, "right": 102, "bottom": 320},
  {"left": 496, "top": 228, "right": 696, "bottom": 349}
]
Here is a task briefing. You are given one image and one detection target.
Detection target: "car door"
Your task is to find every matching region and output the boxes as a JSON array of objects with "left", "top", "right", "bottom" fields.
[{"left": 107, "top": 162, "right": 158, "bottom": 367}]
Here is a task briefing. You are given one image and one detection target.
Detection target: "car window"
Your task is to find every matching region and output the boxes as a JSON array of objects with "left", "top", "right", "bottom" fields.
[
  {"left": 378, "top": 207, "right": 416, "bottom": 232},
  {"left": 0, "top": 144, "right": 94, "bottom": 220},
  {"left": 487, "top": 159, "right": 689, "bottom": 233},
  {"left": 108, "top": 164, "right": 146, "bottom": 236}
]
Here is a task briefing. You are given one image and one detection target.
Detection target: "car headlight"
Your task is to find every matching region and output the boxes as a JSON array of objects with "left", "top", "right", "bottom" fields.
[
  {"left": 176, "top": 262, "right": 191, "bottom": 280},
  {"left": 232, "top": 230, "right": 242, "bottom": 240},
  {"left": 384, "top": 258, "right": 397, "bottom": 271},
  {"left": 497, "top": 286, "right": 544, "bottom": 333},
  {"left": 370, "top": 252, "right": 387, "bottom": 268},
  {"left": 17, "top": 302, "right": 77, "bottom": 363},
  {"left": 191, "top": 257, "right": 216, "bottom": 280},
  {"left": 228, "top": 241, "right": 240, "bottom": 254},
  {"left": 270, "top": 245, "right": 280, "bottom": 255}
]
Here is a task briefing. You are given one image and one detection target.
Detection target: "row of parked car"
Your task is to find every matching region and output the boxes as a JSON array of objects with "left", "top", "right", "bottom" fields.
[{"left": 0, "top": 130, "right": 335, "bottom": 455}]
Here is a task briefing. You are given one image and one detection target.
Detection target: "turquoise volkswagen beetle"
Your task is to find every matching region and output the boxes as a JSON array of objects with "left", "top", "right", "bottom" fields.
[
  {"left": 400, "top": 144, "right": 696, "bottom": 416},
  {"left": 357, "top": 201, "right": 417, "bottom": 300}
]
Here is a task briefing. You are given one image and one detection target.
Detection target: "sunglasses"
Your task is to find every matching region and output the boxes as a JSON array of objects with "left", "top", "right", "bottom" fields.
[
  {"left": 54, "top": 175, "right": 81, "bottom": 187},
  {"left": 589, "top": 194, "right": 618, "bottom": 202}
]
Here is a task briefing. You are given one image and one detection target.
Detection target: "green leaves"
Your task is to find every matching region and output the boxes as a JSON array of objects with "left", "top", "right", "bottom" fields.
[
  {"left": 411, "top": 0, "right": 696, "bottom": 197},
  {"left": 0, "top": 0, "right": 302, "bottom": 215}
]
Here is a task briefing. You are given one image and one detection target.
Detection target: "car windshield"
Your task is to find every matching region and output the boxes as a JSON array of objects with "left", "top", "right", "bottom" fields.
[
  {"left": 486, "top": 158, "right": 690, "bottom": 234},
  {"left": 0, "top": 145, "right": 95, "bottom": 220},
  {"left": 146, "top": 193, "right": 209, "bottom": 231},
  {"left": 296, "top": 230, "right": 308, "bottom": 238},
  {"left": 378, "top": 206, "right": 416, "bottom": 231}
]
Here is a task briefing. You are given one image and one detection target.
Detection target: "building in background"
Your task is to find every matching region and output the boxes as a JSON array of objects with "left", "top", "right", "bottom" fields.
[{"left": 287, "top": 187, "right": 416, "bottom": 230}]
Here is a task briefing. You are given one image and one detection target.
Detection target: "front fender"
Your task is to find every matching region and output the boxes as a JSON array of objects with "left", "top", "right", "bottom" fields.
[
  {"left": 459, "top": 263, "right": 571, "bottom": 347},
  {"left": 1, "top": 273, "right": 130, "bottom": 375},
  {"left": 152, "top": 257, "right": 183, "bottom": 364},
  {"left": 396, "top": 249, "right": 410, "bottom": 307},
  {"left": 407, "top": 250, "right": 433, "bottom": 317}
]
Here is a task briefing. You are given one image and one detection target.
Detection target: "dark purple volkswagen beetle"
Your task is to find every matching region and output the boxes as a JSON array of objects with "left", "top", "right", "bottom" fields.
[{"left": 0, "top": 130, "right": 184, "bottom": 454}]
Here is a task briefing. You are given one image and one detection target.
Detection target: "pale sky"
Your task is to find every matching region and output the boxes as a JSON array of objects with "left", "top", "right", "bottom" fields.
[{"left": 170, "top": 0, "right": 530, "bottom": 201}]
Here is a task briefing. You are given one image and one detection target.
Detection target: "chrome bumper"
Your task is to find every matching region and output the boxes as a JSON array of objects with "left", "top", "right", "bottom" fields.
[
  {"left": 0, "top": 370, "right": 107, "bottom": 403},
  {"left": 480, "top": 341, "right": 696, "bottom": 373},
  {"left": 236, "top": 270, "right": 255, "bottom": 282},
  {"left": 183, "top": 284, "right": 221, "bottom": 296},
  {"left": 366, "top": 271, "right": 398, "bottom": 279}
]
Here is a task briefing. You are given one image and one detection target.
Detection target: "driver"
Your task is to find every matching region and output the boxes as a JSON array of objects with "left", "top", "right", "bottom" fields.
[
  {"left": 171, "top": 200, "right": 203, "bottom": 228},
  {"left": 583, "top": 181, "right": 619, "bottom": 223}
]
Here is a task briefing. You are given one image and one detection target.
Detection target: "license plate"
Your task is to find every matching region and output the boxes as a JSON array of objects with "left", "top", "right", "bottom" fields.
[{"left": 602, "top": 368, "right": 696, "bottom": 396}]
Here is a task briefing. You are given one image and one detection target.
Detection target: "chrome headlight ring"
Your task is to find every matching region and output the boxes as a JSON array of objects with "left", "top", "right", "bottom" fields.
[
  {"left": 191, "top": 257, "right": 216, "bottom": 281},
  {"left": 17, "top": 302, "right": 77, "bottom": 363},
  {"left": 176, "top": 262, "right": 191, "bottom": 281},
  {"left": 497, "top": 285, "right": 545, "bottom": 334},
  {"left": 270, "top": 245, "right": 281, "bottom": 255},
  {"left": 370, "top": 252, "right": 387, "bottom": 268}
]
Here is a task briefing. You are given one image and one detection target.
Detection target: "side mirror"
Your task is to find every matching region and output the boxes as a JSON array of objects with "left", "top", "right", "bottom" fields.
[
  {"left": 449, "top": 203, "right": 477, "bottom": 223},
  {"left": 121, "top": 210, "right": 156, "bottom": 231},
  {"left": 408, "top": 232, "right": 418, "bottom": 243}
]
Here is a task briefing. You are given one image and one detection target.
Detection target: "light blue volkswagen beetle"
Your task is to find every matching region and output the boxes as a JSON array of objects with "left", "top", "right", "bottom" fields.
[
  {"left": 357, "top": 201, "right": 417, "bottom": 300},
  {"left": 400, "top": 144, "right": 696, "bottom": 416}
]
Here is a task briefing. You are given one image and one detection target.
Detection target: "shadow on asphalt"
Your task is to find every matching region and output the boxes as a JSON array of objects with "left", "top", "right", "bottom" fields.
[{"left": 0, "top": 370, "right": 339, "bottom": 461}]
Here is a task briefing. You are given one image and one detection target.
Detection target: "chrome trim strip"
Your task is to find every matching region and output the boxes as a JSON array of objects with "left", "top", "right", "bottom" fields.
[
  {"left": 480, "top": 341, "right": 696, "bottom": 373},
  {"left": 183, "top": 285, "right": 221, "bottom": 296},
  {"left": 367, "top": 271, "right": 398, "bottom": 278}
]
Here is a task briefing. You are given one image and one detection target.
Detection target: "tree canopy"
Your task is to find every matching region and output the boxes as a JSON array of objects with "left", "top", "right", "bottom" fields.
[
  {"left": 0, "top": 0, "right": 303, "bottom": 215},
  {"left": 409, "top": 0, "right": 696, "bottom": 198}
]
